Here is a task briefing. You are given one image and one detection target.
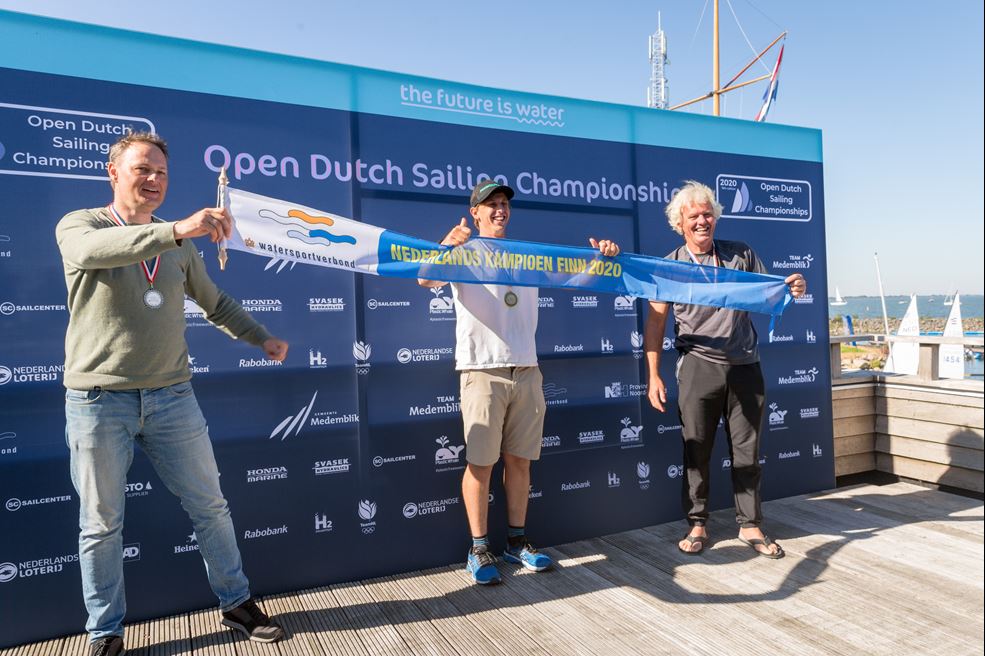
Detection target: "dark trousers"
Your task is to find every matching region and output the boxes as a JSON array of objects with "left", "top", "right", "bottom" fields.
[{"left": 676, "top": 352, "right": 765, "bottom": 528}]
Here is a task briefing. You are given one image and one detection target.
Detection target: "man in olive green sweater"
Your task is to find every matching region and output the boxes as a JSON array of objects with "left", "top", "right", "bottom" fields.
[{"left": 56, "top": 132, "right": 288, "bottom": 656}]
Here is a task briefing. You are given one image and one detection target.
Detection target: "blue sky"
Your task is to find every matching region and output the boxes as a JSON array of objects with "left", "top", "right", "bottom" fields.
[{"left": 2, "top": 0, "right": 982, "bottom": 295}]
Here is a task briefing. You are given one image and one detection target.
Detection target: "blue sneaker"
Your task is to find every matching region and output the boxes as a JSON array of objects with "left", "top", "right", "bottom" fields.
[
  {"left": 503, "top": 540, "right": 553, "bottom": 572},
  {"left": 466, "top": 545, "right": 501, "bottom": 585}
]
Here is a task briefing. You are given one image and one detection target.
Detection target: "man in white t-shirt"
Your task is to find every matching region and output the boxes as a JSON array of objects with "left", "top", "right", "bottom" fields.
[{"left": 420, "top": 180, "right": 620, "bottom": 585}]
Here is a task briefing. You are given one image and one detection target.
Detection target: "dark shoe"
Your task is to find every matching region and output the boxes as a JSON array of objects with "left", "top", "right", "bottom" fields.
[
  {"left": 738, "top": 534, "right": 785, "bottom": 559},
  {"left": 221, "top": 597, "right": 286, "bottom": 642},
  {"left": 90, "top": 636, "right": 124, "bottom": 656},
  {"left": 678, "top": 533, "right": 708, "bottom": 554}
]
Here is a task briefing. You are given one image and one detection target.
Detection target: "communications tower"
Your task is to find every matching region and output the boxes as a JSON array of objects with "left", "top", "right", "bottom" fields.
[{"left": 647, "top": 12, "right": 669, "bottom": 109}]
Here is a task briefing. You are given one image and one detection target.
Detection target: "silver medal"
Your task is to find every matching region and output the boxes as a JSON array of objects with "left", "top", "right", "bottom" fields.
[
  {"left": 143, "top": 288, "right": 164, "bottom": 309},
  {"left": 504, "top": 291, "right": 518, "bottom": 307}
]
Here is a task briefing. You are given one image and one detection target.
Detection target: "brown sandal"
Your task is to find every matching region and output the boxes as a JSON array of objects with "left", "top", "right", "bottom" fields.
[{"left": 678, "top": 534, "right": 707, "bottom": 554}]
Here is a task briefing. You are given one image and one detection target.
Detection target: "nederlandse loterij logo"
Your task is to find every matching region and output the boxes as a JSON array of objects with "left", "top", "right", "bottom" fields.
[
  {"left": 0, "top": 562, "right": 17, "bottom": 583},
  {"left": 666, "top": 464, "right": 684, "bottom": 478},
  {"left": 270, "top": 392, "right": 318, "bottom": 440}
]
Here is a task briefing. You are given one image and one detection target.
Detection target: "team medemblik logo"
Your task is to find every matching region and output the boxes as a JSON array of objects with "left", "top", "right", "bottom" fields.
[{"left": 778, "top": 367, "right": 819, "bottom": 385}]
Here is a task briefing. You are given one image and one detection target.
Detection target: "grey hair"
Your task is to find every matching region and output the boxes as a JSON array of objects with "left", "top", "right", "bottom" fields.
[{"left": 664, "top": 180, "right": 722, "bottom": 235}]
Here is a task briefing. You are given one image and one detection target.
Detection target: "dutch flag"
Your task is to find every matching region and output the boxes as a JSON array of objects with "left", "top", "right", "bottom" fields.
[{"left": 754, "top": 44, "right": 784, "bottom": 122}]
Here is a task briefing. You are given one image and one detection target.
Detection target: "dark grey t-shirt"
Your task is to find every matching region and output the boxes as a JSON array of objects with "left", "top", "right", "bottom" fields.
[{"left": 668, "top": 239, "right": 768, "bottom": 365}]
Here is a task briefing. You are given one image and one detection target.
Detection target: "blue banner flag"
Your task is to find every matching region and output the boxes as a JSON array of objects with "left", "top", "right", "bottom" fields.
[{"left": 227, "top": 187, "right": 791, "bottom": 315}]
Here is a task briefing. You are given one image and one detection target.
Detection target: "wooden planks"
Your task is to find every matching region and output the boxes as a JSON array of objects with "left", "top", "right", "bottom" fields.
[{"left": 4, "top": 482, "right": 982, "bottom": 656}]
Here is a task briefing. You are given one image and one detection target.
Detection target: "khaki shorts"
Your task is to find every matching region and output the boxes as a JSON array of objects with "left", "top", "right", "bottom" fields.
[{"left": 459, "top": 366, "right": 546, "bottom": 466}]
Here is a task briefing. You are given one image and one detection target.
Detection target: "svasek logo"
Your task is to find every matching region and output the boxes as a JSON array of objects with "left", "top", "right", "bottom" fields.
[
  {"left": 313, "top": 458, "right": 351, "bottom": 476},
  {"left": 308, "top": 297, "right": 345, "bottom": 312}
]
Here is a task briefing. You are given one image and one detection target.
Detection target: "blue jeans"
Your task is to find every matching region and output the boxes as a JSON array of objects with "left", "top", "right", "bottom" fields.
[{"left": 65, "top": 382, "right": 250, "bottom": 640}]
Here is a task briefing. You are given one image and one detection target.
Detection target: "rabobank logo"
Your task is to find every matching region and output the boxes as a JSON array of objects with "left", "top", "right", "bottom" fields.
[
  {"left": 353, "top": 341, "right": 371, "bottom": 374},
  {"left": 270, "top": 392, "right": 318, "bottom": 440},
  {"left": 358, "top": 499, "right": 377, "bottom": 534},
  {"left": 428, "top": 287, "right": 454, "bottom": 320}
]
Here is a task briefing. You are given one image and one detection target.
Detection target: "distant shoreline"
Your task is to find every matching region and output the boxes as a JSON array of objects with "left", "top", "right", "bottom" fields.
[{"left": 828, "top": 316, "right": 983, "bottom": 335}]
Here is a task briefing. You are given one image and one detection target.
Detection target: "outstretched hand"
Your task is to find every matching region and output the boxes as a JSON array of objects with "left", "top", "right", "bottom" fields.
[
  {"left": 441, "top": 218, "right": 472, "bottom": 247},
  {"left": 262, "top": 337, "right": 289, "bottom": 362},
  {"left": 589, "top": 237, "right": 620, "bottom": 257},
  {"left": 173, "top": 207, "right": 233, "bottom": 243}
]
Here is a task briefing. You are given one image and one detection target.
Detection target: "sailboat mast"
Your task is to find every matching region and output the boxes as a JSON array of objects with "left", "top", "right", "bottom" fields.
[
  {"left": 713, "top": 0, "right": 721, "bottom": 116},
  {"left": 874, "top": 252, "right": 891, "bottom": 337}
]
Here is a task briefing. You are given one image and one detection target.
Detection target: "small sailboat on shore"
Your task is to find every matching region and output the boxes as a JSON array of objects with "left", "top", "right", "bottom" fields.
[{"left": 831, "top": 287, "right": 847, "bottom": 306}]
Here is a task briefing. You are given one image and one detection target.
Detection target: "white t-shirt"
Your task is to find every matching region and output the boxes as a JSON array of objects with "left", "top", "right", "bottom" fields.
[{"left": 451, "top": 282, "right": 538, "bottom": 369}]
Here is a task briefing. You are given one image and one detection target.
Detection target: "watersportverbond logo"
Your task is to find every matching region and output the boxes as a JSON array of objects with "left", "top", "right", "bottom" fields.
[
  {"left": 769, "top": 333, "right": 793, "bottom": 343},
  {"left": 800, "top": 407, "right": 820, "bottom": 420},
  {"left": 0, "top": 363, "right": 63, "bottom": 385},
  {"left": 767, "top": 402, "right": 788, "bottom": 431},
  {"left": 604, "top": 381, "right": 647, "bottom": 399},
  {"left": 772, "top": 254, "right": 814, "bottom": 270},
  {"left": 778, "top": 367, "right": 819, "bottom": 385},
  {"left": 427, "top": 287, "right": 454, "bottom": 320},
  {"left": 0, "top": 234, "right": 10, "bottom": 259},
  {"left": 308, "top": 297, "right": 345, "bottom": 312},
  {"left": 571, "top": 295, "right": 598, "bottom": 309},
  {"left": 125, "top": 481, "right": 153, "bottom": 498},
  {"left": 409, "top": 394, "right": 459, "bottom": 417},
  {"left": 0, "top": 302, "right": 66, "bottom": 316},
  {"left": 174, "top": 533, "right": 199, "bottom": 554},
  {"left": 554, "top": 343, "right": 584, "bottom": 353},
  {"left": 778, "top": 450, "right": 801, "bottom": 460},
  {"left": 794, "top": 293, "right": 814, "bottom": 305},
  {"left": 5, "top": 494, "right": 72, "bottom": 512},
  {"left": 538, "top": 296, "right": 555, "bottom": 309},
  {"left": 241, "top": 298, "right": 283, "bottom": 312},
  {"left": 246, "top": 466, "right": 288, "bottom": 483},
  {"left": 313, "top": 458, "right": 351, "bottom": 476},
  {"left": 244, "top": 524, "right": 288, "bottom": 540},
  {"left": 631, "top": 331, "right": 644, "bottom": 359},
  {"left": 1, "top": 432, "right": 16, "bottom": 457},
  {"left": 354, "top": 341, "right": 371, "bottom": 374},
  {"left": 314, "top": 513, "right": 334, "bottom": 534},
  {"left": 435, "top": 436, "right": 465, "bottom": 471},
  {"left": 396, "top": 346, "right": 453, "bottom": 364},
  {"left": 542, "top": 382, "right": 568, "bottom": 406},
  {"left": 366, "top": 298, "right": 410, "bottom": 310},
  {"left": 561, "top": 480, "right": 591, "bottom": 492},
  {"left": 613, "top": 294, "right": 637, "bottom": 316},
  {"left": 358, "top": 499, "right": 377, "bottom": 534},
  {"left": 542, "top": 434, "right": 561, "bottom": 449},
  {"left": 637, "top": 462, "right": 651, "bottom": 490},
  {"left": 187, "top": 355, "right": 210, "bottom": 375},
  {"left": 577, "top": 430, "right": 604, "bottom": 445},
  {"left": 401, "top": 496, "right": 460, "bottom": 519},
  {"left": 0, "top": 551, "right": 78, "bottom": 582},
  {"left": 373, "top": 454, "right": 416, "bottom": 468},
  {"left": 656, "top": 424, "right": 681, "bottom": 435},
  {"left": 619, "top": 417, "right": 643, "bottom": 447}
]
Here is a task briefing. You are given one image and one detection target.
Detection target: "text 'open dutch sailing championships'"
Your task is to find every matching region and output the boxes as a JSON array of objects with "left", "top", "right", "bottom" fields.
[{"left": 221, "top": 187, "right": 792, "bottom": 316}]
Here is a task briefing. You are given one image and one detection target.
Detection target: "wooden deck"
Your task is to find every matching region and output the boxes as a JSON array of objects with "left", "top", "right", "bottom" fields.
[{"left": 4, "top": 481, "right": 982, "bottom": 656}]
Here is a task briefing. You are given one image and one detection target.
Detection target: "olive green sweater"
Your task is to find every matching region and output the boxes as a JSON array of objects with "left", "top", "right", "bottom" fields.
[{"left": 56, "top": 207, "right": 272, "bottom": 390}]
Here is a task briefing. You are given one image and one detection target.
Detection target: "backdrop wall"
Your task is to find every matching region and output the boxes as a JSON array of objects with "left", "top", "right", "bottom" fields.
[{"left": 0, "top": 11, "right": 831, "bottom": 646}]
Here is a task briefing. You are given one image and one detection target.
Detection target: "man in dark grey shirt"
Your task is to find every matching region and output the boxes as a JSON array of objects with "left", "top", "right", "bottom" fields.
[{"left": 644, "top": 180, "right": 806, "bottom": 558}]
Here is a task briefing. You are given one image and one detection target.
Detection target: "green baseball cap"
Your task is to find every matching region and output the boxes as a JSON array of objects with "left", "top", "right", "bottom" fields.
[{"left": 469, "top": 180, "right": 515, "bottom": 207}]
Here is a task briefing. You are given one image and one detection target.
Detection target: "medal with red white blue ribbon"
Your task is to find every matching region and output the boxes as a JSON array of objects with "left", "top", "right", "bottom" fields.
[{"left": 107, "top": 205, "right": 164, "bottom": 309}]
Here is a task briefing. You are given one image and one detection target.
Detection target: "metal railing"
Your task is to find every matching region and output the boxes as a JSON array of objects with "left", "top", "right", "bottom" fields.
[{"left": 830, "top": 334, "right": 985, "bottom": 381}]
